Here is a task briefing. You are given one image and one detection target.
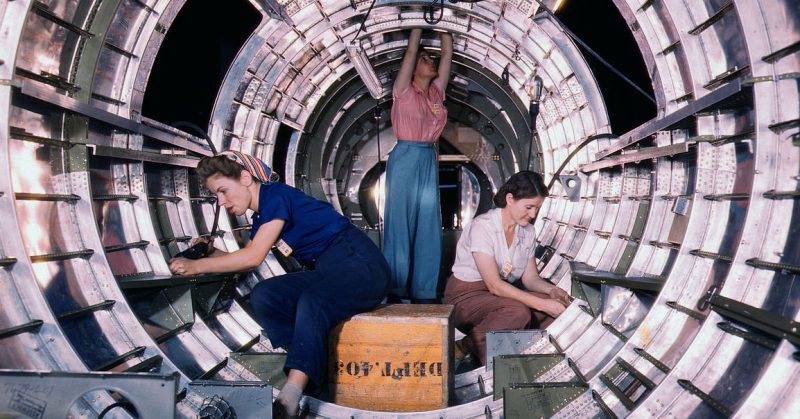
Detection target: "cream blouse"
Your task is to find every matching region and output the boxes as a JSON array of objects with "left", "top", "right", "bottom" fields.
[{"left": 451, "top": 208, "right": 536, "bottom": 283}]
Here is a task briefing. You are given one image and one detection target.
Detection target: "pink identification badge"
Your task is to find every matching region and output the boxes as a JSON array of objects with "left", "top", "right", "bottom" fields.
[
  {"left": 500, "top": 261, "right": 513, "bottom": 279},
  {"left": 275, "top": 239, "right": 293, "bottom": 257},
  {"left": 431, "top": 102, "right": 441, "bottom": 115}
]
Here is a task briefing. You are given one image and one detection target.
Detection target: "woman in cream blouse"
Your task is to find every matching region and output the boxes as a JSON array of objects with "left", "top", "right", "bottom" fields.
[{"left": 444, "top": 171, "right": 571, "bottom": 365}]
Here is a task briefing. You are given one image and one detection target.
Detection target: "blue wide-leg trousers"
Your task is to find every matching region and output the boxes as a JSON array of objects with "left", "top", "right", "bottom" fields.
[{"left": 383, "top": 140, "right": 442, "bottom": 299}]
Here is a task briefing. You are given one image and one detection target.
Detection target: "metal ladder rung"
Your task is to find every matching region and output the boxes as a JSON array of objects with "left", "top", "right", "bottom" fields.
[
  {"left": 660, "top": 194, "right": 692, "bottom": 201},
  {"left": 763, "top": 190, "right": 800, "bottom": 200},
  {"left": 0, "top": 257, "right": 18, "bottom": 267},
  {"left": 31, "top": 1, "right": 94, "bottom": 38},
  {"left": 633, "top": 347, "right": 671, "bottom": 373},
  {"left": 566, "top": 358, "right": 587, "bottom": 383},
  {"left": 768, "top": 118, "right": 800, "bottom": 133},
  {"left": 104, "top": 240, "right": 150, "bottom": 253},
  {"left": 235, "top": 335, "right": 262, "bottom": 353},
  {"left": 709, "top": 129, "right": 755, "bottom": 146},
  {"left": 711, "top": 295, "right": 800, "bottom": 345},
  {"left": 703, "top": 193, "right": 749, "bottom": 201},
  {"left": 638, "top": 0, "right": 655, "bottom": 11},
  {"left": 154, "top": 322, "right": 194, "bottom": 344},
  {"left": 124, "top": 355, "right": 164, "bottom": 373},
  {"left": 666, "top": 301, "right": 707, "bottom": 321},
  {"left": 688, "top": 0, "right": 735, "bottom": 35},
  {"left": 717, "top": 322, "right": 779, "bottom": 349},
  {"left": 149, "top": 196, "right": 182, "bottom": 203},
  {"left": 9, "top": 126, "right": 72, "bottom": 147},
  {"left": 616, "top": 357, "right": 656, "bottom": 389},
  {"left": 745, "top": 257, "right": 800, "bottom": 274},
  {"left": 689, "top": 249, "right": 733, "bottom": 262},
  {"left": 30, "top": 249, "right": 94, "bottom": 263},
  {"left": 704, "top": 66, "right": 750, "bottom": 90},
  {"left": 15, "top": 67, "right": 80, "bottom": 93},
  {"left": 649, "top": 240, "right": 681, "bottom": 250},
  {"left": 559, "top": 252, "right": 575, "bottom": 261},
  {"left": 15, "top": 192, "right": 81, "bottom": 202},
  {"left": 628, "top": 195, "right": 652, "bottom": 201},
  {"left": 591, "top": 390, "right": 619, "bottom": 419},
  {"left": 104, "top": 42, "right": 138, "bottom": 59},
  {"left": 0, "top": 320, "right": 44, "bottom": 339},
  {"left": 93, "top": 346, "right": 146, "bottom": 371},
  {"left": 197, "top": 358, "right": 229, "bottom": 380},
  {"left": 677, "top": 379, "right": 733, "bottom": 417},
  {"left": 598, "top": 374, "right": 636, "bottom": 410},
  {"left": 57, "top": 300, "right": 116, "bottom": 321},
  {"left": 594, "top": 230, "right": 612, "bottom": 239},
  {"left": 763, "top": 40, "right": 800, "bottom": 63},
  {"left": 661, "top": 39, "right": 681, "bottom": 55},
  {"left": 91, "top": 92, "right": 126, "bottom": 106},
  {"left": 602, "top": 322, "right": 629, "bottom": 342},
  {"left": 617, "top": 234, "right": 641, "bottom": 243},
  {"left": 93, "top": 194, "right": 139, "bottom": 201}
]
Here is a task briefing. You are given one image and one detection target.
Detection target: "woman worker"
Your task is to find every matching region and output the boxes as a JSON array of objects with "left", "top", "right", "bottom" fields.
[
  {"left": 444, "top": 171, "right": 572, "bottom": 366},
  {"left": 169, "top": 151, "right": 390, "bottom": 416},
  {"left": 384, "top": 28, "right": 453, "bottom": 303}
]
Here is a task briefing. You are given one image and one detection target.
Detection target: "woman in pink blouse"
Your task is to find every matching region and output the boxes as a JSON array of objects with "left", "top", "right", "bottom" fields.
[{"left": 384, "top": 28, "right": 453, "bottom": 303}]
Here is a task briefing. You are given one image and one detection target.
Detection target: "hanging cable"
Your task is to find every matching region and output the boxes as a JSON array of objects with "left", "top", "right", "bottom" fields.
[
  {"left": 374, "top": 101, "right": 384, "bottom": 251},
  {"left": 354, "top": 0, "right": 378, "bottom": 40},
  {"left": 425, "top": 0, "right": 445, "bottom": 24},
  {"left": 546, "top": 133, "right": 617, "bottom": 190},
  {"left": 532, "top": 0, "right": 656, "bottom": 104}
]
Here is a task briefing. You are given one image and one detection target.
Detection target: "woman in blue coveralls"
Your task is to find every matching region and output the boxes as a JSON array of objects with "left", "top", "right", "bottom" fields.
[
  {"left": 169, "top": 151, "right": 390, "bottom": 417},
  {"left": 384, "top": 28, "right": 453, "bottom": 303}
]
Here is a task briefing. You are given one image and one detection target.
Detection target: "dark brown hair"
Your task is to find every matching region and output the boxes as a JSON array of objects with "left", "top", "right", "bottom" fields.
[
  {"left": 196, "top": 155, "right": 245, "bottom": 183},
  {"left": 492, "top": 171, "right": 549, "bottom": 208}
]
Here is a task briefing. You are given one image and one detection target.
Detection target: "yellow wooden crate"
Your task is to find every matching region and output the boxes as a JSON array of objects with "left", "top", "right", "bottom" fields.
[{"left": 328, "top": 304, "right": 454, "bottom": 411}]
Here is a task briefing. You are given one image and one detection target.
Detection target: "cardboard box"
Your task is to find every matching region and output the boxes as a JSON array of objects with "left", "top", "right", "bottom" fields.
[{"left": 328, "top": 304, "right": 454, "bottom": 411}]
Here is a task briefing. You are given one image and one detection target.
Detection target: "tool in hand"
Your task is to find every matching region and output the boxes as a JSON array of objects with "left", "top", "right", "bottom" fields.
[{"left": 175, "top": 201, "right": 221, "bottom": 260}]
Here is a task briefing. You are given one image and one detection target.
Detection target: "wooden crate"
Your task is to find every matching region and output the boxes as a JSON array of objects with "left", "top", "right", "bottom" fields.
[{"left": 328, "top": 304, "right": 454, "bottom": 411}]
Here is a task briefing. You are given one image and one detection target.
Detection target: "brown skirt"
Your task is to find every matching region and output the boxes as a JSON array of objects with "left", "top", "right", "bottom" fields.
[{"left": 443, "top": 275, "right": 554, "bottom": 365}]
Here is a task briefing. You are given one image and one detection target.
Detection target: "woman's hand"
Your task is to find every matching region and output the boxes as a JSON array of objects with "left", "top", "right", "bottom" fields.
[
  {"left": 548, "top": 287, "right": 572, "bottom": 307},
  {"left": 538, "top": 298, "right": 567, "bottom": 318},
  {"left": 169, "top": 257, "right": 199, "bottom": 276}
]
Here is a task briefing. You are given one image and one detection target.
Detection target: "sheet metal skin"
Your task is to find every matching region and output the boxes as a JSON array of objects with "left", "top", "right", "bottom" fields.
[
  {"left": 1, "top": 0, "right": 799, "bottom": 418},
  {"left": 0, "top": 1, "right": 120, "bottom": 417}
]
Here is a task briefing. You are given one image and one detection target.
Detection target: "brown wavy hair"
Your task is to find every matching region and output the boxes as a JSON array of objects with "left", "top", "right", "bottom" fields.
[{"left": 492, "top": 171, "right": 549, "bottom": 208}]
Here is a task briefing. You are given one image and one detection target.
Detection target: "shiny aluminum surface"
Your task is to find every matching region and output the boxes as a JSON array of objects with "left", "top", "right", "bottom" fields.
[{"left": 0, "top": 0, "right": 798, "bottom": 417}]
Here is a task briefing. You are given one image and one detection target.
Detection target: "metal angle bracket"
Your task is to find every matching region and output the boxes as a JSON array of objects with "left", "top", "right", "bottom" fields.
[
  {"left": 485, "top": 330, "right": 549, "bottom": 370},
  {"left": 559, "top": 173, "right": 582, "bottom": 202}
]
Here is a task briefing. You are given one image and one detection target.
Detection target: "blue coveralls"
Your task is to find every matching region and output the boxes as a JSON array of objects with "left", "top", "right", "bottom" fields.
[{"left": 247, "top": 182, "right": 390, "bottom": 395}]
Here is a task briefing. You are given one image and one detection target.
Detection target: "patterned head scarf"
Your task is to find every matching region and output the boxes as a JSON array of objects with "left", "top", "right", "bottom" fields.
[{"left": 219, "top": 150, "right": 280, "bottom": 184}]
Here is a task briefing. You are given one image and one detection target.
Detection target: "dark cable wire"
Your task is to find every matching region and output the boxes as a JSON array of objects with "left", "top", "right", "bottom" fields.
[
  {"left": 425, "top": 0, "right": 444, "bottom": 24},
  {"left": 354, "top": 0, "right": 378, "bottom": 40},
  {"left": 98, "top": 401, "right": 136, "bottom": 418},
  {"left": 532, "top": 0, "right": 656, "bottom": 104},
  {"left": 546, "top": 133, "right": 617, "bottom": 190},
  {"left": 374, "top": 102, "right": 384, "bottom": 251}
]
